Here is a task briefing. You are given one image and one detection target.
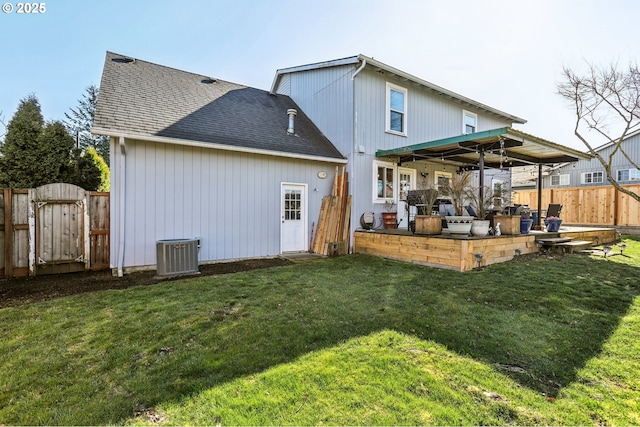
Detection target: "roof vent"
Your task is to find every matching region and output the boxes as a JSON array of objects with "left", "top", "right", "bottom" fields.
[
  {"left": 112, "top": 56, "right": 135, "bottom": 64},
  {"left": 287, "top": 109, "right": 297, "bottom": 134},
  {"left": 201, "top": 77, "right": 217, "bottom": 84}
]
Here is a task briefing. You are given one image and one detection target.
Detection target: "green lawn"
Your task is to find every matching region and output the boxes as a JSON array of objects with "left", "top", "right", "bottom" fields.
[{"left": 1, "top": 237, "right": 639, "bottom": 425}]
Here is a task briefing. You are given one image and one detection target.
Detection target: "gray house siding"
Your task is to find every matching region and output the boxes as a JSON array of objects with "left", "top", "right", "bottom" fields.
[
  {"left": 275, "top": 64, "right": 355, "bottom": 156},
  {"left": 111, "top": 137, "right": 340, "bottom": 270},
  {"left": 547, "top": 132, "right": 640, "bottom": 188},
  {"left": 277, "top": 60, "right": 516, "bottom": 235},
  {"left": 275, "top": 63, "right": 512, "bottom": 236},
  {"left": 353, "top": 68, "right": 511, "bottom": 153}
]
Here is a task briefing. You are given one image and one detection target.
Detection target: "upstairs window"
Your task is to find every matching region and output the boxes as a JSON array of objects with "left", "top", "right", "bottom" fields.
[
  {"left": 617, "top": 168, "right": 640, "bottom": 182},
  {"left": 581, "top": 171, "right": 604, "bottom": 184},
  {"left": 386, "top": 82, "right": 407, "bottom": 135},
  {"left": 463, "top": 110, "right": 477, "bottom": 134}
]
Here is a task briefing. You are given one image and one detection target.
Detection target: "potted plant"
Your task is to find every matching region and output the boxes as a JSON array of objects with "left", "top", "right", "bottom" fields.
[
  {"left": 409, "top": 183, "right": 441, "bottom": 235},
  {"left": 544, "top": 215, "right": 563, "bottom": 232},
  {"left": 440, "top": 171, "right": 474, "bottom": 234},
  {"left": 519, "top": 207, "right": 534, "bottom": 234},
  {"left": 493, "top": 201, "right": 520, "bottom": 236},
  {"left": 381, "top": 199, "right": 398, "bottom": 229},
  {"left": 483, "top": 185, "right": 516, "bottom": 235},
  {"left": 465, "top": 185, "right": 494, "bottom": 237}
]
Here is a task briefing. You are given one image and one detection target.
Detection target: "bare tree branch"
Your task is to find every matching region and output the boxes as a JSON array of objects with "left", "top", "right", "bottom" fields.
[{"left": 558, "top": 61, "right": 640, "bottom": 203}]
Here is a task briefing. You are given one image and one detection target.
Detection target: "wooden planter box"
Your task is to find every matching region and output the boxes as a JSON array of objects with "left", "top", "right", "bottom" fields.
[
  {"left": 494, "top": 215, "right": 521, "bottom": 235},
  {"left": 415, "top": 215, "right": 442, "bottom": 235}
]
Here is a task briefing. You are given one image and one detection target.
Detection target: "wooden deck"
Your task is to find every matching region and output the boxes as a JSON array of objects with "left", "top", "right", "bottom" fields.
[{"left": 353, "top": 225, "right": 618, "bottom": 272}]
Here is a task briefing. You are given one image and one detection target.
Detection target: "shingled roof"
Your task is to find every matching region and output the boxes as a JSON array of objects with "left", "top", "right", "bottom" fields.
[{"left": 93, "top": 51, "right": 345, "bottom": 162}]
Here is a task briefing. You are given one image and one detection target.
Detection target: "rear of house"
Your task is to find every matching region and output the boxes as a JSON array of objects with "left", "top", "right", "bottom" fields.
[
  {"left": 93, "top": 52, "right": 345, "bottom": 275},
  {"left": 271, "top": 55, "right": 525, "bottom": 234},
  {"left": 93, "top": 52, "right": 591, "bottom": 274}
]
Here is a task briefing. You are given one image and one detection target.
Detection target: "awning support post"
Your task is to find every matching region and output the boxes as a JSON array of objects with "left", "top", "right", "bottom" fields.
[
  {"left": 479, "top": 148, "right": 485, "bottom": 204},
  {"left": 537, "top": 163, "right": 543, "bottom": 227}
]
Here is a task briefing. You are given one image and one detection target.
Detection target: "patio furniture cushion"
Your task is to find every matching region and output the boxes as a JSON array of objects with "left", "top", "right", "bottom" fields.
[
  {"left": 465, "top": 205, "right": 477, "bottom": 217},
  {"left": 547, "top": 203, "right": 563, "bottom": 217}
]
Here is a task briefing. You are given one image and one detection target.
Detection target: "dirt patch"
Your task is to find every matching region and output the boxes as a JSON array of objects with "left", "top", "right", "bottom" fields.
[{"left": 0, "top": 258, "right": 292, "bottom": 309}]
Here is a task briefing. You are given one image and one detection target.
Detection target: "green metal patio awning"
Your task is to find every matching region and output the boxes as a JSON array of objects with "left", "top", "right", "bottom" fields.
[{"left": 375, "top": 127, "right": 591, "bottom": 169}]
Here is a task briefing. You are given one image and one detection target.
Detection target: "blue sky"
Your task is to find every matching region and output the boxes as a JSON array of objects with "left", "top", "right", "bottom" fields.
[{"left": 1, "top": 0, "right": 638, "bottom": 150}]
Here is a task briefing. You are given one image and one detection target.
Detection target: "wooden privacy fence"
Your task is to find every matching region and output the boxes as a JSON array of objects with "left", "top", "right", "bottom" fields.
[
  {"left": 0, "top": 183, "right": 110, "bottom": 277},
  {"left": 512, "top": 184, "right": 640, "bottom": 226}
]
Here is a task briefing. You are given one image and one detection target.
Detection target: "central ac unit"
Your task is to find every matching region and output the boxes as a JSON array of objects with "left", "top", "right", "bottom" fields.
[{"left": 156, "top": 239, "right": 199, "bottom": 277}]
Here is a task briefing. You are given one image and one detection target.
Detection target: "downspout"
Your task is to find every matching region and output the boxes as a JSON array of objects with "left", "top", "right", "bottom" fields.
[
  {"left": 117, "top": 136, "right": 126, "bottom": 277},
  {"left": 352, "top": 58, "right": 366, "bottom": 81},
  {"left": 350, "top": 59, "right": 365, "bottom": 252}
]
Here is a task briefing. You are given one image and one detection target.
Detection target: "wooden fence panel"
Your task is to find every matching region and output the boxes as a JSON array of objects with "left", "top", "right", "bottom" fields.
[
  {"left": 89, "top": 192, "right": 110, "bottom": 270},
  {"left": 12, "top": 190, "right": 29, "bottom": 276},
  {"left": 618, "top": 184, "right": 640, "bottom": 226},
  {"left": 513, "top": 184, "right": 640, "bottom": 226}
]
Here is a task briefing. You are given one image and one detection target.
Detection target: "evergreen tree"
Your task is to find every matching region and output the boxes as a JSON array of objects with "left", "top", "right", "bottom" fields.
[
  {"left": 0, "top": 94, "right": 111, "bottom": 191},
  {"left": 37, "top": 121, "right": 76, "bottom": 186},
  {"left": 0, "top": 95, "right": 45, "bottom": 187},
  {"left": 64, "top": 85, "right": 110, "bottom": 164},
  {"left": 72, "top": 147, "right": 110, "bottom": 191}
]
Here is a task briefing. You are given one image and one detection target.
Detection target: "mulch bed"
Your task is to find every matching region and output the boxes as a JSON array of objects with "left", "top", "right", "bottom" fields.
[{"left": 0, "top": 258, "right": 292, "bottom": 309}]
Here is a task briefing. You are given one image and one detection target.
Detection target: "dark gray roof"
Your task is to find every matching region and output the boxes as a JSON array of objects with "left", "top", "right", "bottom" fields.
[{"left": 93, "top": 51, "right": 345, "bottom": 161}]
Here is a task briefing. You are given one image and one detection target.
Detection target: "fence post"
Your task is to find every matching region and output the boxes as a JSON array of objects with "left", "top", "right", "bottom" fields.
[
  {"left": 83, "top": 194, "right": 91, "bottom": 270},
  {"left": 3, "top": 188, "right": 12, "bottom": 278},
  {"left": 614, "top": 186, "right": 619, "bottom": 226},
  {"left": 28, "top": 188, "right": 36, "bottom": 276}
]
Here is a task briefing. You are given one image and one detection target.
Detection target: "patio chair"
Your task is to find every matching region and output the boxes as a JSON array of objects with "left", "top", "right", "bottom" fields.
[{"left": 546, "top": 203, "right": 563, "bottom": 218}]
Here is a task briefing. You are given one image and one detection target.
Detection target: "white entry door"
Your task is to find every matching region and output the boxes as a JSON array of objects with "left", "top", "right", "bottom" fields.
[
  {"left": 397, "top": 167, "right": 416, "bottom": 229},
  {"left": 281, "top": 183, "right": 308, "bottom": 252}
]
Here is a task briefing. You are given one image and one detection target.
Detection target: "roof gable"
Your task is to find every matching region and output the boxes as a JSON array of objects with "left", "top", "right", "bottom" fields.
[
  {"left": 591, "top": 128, "right": 640, "bottom": 153},
  {"left": 271, "top": 54, "right": 527, "bottom": 125},
  {"left": 93, "top": 52, "right": 344, "bottom": 161}
]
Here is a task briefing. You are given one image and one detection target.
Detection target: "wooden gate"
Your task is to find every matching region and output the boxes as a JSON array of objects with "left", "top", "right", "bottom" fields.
[
  {"left": 0, "top": 184, "right": 110, "bottom": 277},
  {"left": 33, "top": 183, "right": 90, "bottom": 275}
]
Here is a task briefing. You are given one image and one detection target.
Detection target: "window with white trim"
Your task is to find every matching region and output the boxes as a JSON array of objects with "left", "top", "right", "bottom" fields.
[
  {"left": 373, "top": 160, "right": 396, "bottom": 203},
  {"left": 398, "top": 169, "right": 415, "bottom": 202},
  {"left": 463, "top": 110, "right": 477, "bottom": 134},
  {"left": 581, "top": 171, "right": 604, "bottom": 184},
  {"left": 435, "top": 171, "right": 452, "bottom": 191},
  {"left": 551, "top": 174, "right": 570, "bottom": 186},
  {"left": 386, "top": 82, "right": 407, "bottom": 135},
  {"left": 617, "top": 168, "right": 640, "bottom": 182},
  {"left": 492, "top": 179, "right": 505, "bottom": 208}
]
